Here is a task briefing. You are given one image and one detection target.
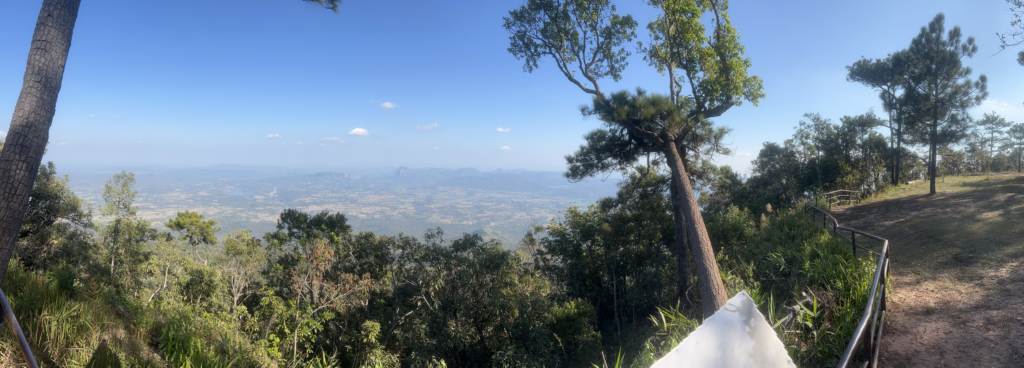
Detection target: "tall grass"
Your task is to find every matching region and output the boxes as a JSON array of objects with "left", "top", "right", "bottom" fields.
[
  {"left": 0, "top": 259, "right": 160, "bottom": 367},
  {"left": 0, "top": 260, "right": 273, "bottom": 368}
]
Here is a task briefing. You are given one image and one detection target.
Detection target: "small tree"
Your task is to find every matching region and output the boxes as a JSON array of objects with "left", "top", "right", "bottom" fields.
[
  {"left": 220, "top": 230, "right": 267, "bottom": 312},
  {"left": 976, "top": 112, "right": 1013, "bottom": 172},
  {"left": 1007, "top": 123, "right": 1024, "bottom": 173},
  {"left": 287, "top": 239, "right": 370, "bottom": 363},
  {"left": 99, "top": 171, "right": 155, "bottom": 292},
  {"left": 166, "top": 210, "right": 219, "bottom": 264}
]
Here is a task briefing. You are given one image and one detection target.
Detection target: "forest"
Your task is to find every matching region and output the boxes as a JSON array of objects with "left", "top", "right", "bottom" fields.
[{"left": 1, "top": 0, "right": 1023, "bottom": 367}]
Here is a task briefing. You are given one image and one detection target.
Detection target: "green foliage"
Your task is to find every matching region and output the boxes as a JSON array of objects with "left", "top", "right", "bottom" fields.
[
  {"left": 159, "top": 311, "right": 241, "bottom": 368},
  {"left": 640, "top": 0, "right": 765, "bottom": 111},
  {"left": 549, "top": 300, "right": 603, "bottom": 366},
  {"left": 2, "top": 167, "right": 879, "bottom": 368},
  {"left": 628, "top": 305, "right": 698, "bottom": 367},
  {"left": 715, "top": 209, "right": 875, "bottom": 366},
  {"left": 166, "top": 211, "right": 220, "bottom": 263},
  {"left": 705, "top": 205, "right": 755, "bottom": 249},
  {"left": 99, "top": 171, "right": 156, "bottom": 292},
  {"left": 17, "top": 162, "right": 96, "bottom": 273},
  {"left": 724, "top": 110, "right": 893, "bottom": 213},
  {"left": 218, "top": 230, "right": 266, "bottom": 312},
  {"left": 402, "top": 232, "right": 562, "bottom": 367},
  {"left": 0, "top": 260, "right": 161, "bottom": 367},
  {"left": 504, "top": 0, "right": 638, "bottom": 95},
  {"left": 902, "top": 13, "right": 988, "bottom": 191},
  {"left": 176, "top": 262, "right": 228, "bottom": 313}
]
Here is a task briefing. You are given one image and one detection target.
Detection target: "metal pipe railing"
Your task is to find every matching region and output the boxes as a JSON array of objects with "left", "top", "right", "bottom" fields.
[
  {"left": 0, "top": 287, "right": 39, "bottom": 368},
  {"left": 803, "top": 193, "right": 889, "bottom": 368}
]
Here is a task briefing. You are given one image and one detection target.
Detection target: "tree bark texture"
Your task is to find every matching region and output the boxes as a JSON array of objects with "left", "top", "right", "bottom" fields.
[
  {"left": 929, "top": 123, "right": 938, "bottom": 194},
  {"left": 896, "top": 131, "right": 903, "bottom": 185},
  {"left": 0, "top": 0, "right": 81, "bottom": 284},
  {"left": 668, "top": 176, "right": 691, "bottom": 307},
  {"left": 664, "top": 141, "right": 728, "bottom": 316}
]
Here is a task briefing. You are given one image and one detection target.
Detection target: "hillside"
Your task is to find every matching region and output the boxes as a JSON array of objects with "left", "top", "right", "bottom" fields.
[{"left": 830, "top": 174, "right": 1024, "bottom": 367}]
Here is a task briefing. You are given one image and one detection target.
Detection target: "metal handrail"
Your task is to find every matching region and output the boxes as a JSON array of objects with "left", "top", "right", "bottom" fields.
[
  {"left": 810, "top": 190, "right": 862, "bottom": 210},
  {"left": 802, "top": 196, "right": 889, "bottom": 368},
  {"left": 0, "top": 287, "right": 39, "bottom": 368}
]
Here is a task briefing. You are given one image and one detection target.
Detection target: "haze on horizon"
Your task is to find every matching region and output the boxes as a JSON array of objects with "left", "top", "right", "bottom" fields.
[{"left": 2, "top": 0, "right": 1022, "bottom": 174}]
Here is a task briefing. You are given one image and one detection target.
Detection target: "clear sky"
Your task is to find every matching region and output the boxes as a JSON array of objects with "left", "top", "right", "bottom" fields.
[{"left": 2, "top": 0, "right": 1022, "bottom": 173}]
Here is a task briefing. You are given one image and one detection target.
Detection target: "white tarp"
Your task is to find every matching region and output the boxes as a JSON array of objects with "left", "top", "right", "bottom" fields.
[{"left": 650, "top": 291, "right": 796, "bottom": 368}]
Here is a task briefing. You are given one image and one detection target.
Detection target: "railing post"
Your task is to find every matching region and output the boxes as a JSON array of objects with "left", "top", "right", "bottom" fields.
[
  {"left": 0, "top": 288, "right": 39, "bottom": 368},
  {"left": 865, "top": 311, "right": 874, "bottom": 366},
  {"left": 852, "top": 232, "right": 857, "bottom": 257}
]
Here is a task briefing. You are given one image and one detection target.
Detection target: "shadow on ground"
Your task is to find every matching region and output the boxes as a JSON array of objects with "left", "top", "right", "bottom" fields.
[{"left": 829, "top": 174, "right": 1024, "bottom": 368}]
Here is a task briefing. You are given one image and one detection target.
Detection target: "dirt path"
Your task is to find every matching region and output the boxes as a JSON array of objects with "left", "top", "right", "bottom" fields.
[{"left": 830, "top": 174, "right": 1024, "bottom": 367}]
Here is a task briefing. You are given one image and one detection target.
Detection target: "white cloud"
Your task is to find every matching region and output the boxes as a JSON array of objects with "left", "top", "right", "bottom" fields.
[
  {"left": 380, "top": 102, "right": 399, "bottom": 109},
  {"left": 266, "top": 134, "right": 282, "bottom": 138},
  {"left": 88, "top": 114, "right": 95, "bottom": 118},
  {"left": 981, "top": 98, "right": 1011, "bottom": 112},
  {"left": 433, "top": 147, "right": 440, "bottom": 150},
  {"left": 138, "top": 141, "right": 143, "bottom": 144},
  {"left": 59, "top": 142, "right": 67, "bottom": 145},
  {"left": 500, "top": 146, "right": 511, "bottom": 151},
  {"left": 0, "top": 131, "right": 5, "bottom": 136},
  {"left": 296, "top": 142, "right": 303, "bottom": 145},
  {"left": 496, "top": 127, "right": 511, "bottom": 133},
  {"left": 320, "top": 143, "right": 326, "bottom": 146},
  {"left": 322, "top": 137, "right": 346, "bottom": 143},
  {"left": 415, "top": 123, "right": 439, "bottom": 131},
  {"left": 348, "top": 128, "right": 370, "bottom": 136},
  {"left": 737, "top": 152, "right": 752, "bottom": 157}
]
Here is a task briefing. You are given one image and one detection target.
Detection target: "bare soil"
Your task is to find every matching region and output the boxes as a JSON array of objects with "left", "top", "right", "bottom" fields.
[{"left": 830, "top": 174, "right": 1024, "bottom": 367}]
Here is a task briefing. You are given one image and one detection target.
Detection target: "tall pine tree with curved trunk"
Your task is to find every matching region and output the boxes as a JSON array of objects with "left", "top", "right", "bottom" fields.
[
  {"left": 0, "top": 0, "right": 82, "bottom": 285},
  {"left": 901, "top": 13, "right": 987, "bottom": 194},
  {"left": 505, "top": 0, "right": 763, "bottom": 316}
]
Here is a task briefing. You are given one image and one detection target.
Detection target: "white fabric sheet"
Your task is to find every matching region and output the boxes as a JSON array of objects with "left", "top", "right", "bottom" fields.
[{"left": 650, "top": 291, "right": 796, "bottom": 368}]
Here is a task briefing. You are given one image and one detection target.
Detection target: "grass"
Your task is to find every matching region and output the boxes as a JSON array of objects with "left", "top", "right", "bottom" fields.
[
  {"left": 0, "top": 259, "right": 272, "bottom": 368},
  {"left": 841, "top": 173, "right": 1024, "bottom": 276},
  {"left": 0, "top": 260, "right": 161, "bottom": 367},
  {"left": 831, "top": 173, "right": 1024, "bottom": 367}
]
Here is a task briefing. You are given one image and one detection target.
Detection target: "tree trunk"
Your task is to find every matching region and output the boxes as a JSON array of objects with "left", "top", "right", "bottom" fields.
[
  {"left": 664, "top": 141, "right": 728, "bottom": 316},
  {"left": 896, "top": 130, "right": 903, "bottom": 185},
  {"left": 929, "top": 123, "right": 937, "bottom": 194},
  {"left": 668, "top": 176, "right": 691, "bottom": 306},
  {"left": 0, "top": 0, "right": 81, "bottom": 284}
]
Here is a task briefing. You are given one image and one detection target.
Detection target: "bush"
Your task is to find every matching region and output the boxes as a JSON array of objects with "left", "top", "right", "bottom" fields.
[{"left": 716, "top": 209, "right": 875, "bottom": 367}]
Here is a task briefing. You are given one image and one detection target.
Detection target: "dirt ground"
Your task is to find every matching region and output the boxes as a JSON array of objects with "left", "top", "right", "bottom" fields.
[{"left": 829, "top": 174, "right": 1024, "bottom": 367}]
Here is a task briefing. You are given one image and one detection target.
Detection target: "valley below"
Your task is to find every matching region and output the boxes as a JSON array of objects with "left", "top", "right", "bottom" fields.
[{"left": 63, "top": 164, "right": 620, "bottom": 246}]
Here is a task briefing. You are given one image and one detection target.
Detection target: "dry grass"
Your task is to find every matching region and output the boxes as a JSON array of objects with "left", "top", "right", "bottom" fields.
[{"left": 831, "top": 173, "right": 1024, "bottom": 367}]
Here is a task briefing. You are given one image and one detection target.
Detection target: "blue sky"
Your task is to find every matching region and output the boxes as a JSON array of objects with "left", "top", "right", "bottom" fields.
[{"left": 2, "top": 0, "right": 1022, "bottom": 173}]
